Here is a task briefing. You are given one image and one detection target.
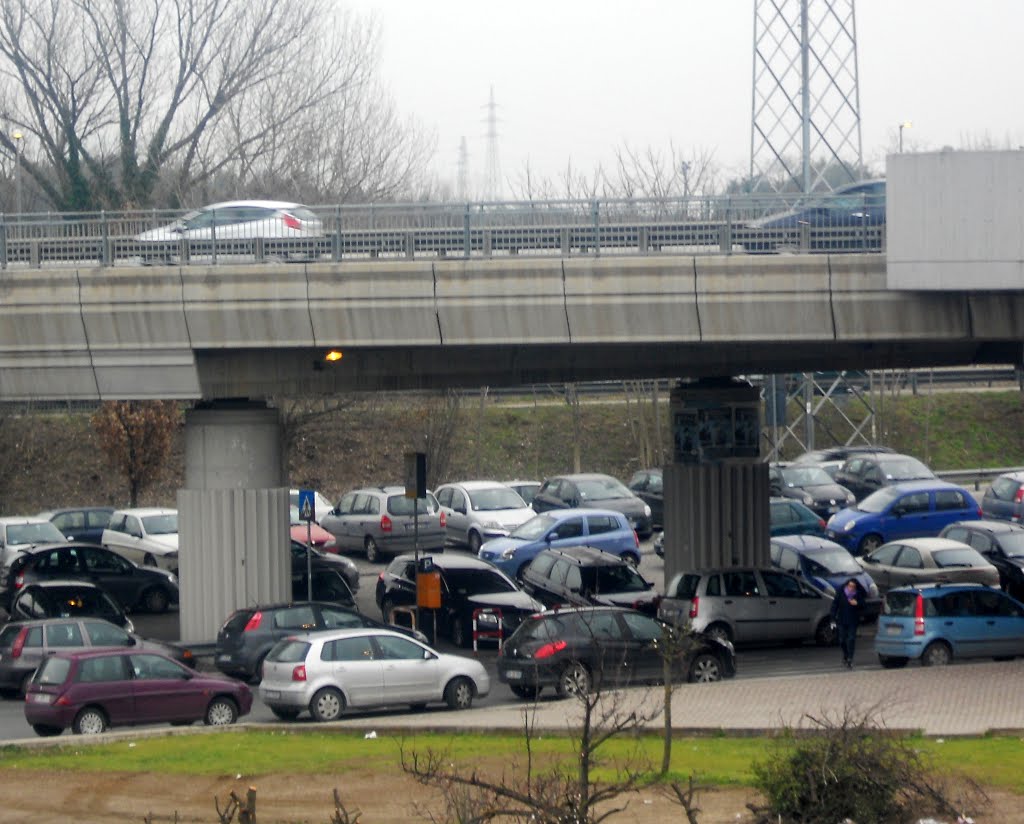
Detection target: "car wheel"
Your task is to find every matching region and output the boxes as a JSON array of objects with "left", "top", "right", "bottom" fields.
[
  {"left": 451, "top": 617, "right": 469, "bottom": 648},
  {"left": 444, "top": 676, "right": 475, "bottom": 710},
  {"left": 689, "top": 653, "right": 723, "bottom": 683},
  {"left": 858, "top": 533, "right": 883, "bottom": 554},
  {"left": 364, "top": 537, "right": 380, "bottom": 563},
  {"left": 556, "top": 661, "right": 591, "bottom": 698},
  {"left": 248, "top": 653, "right": 269, "bottom": 686},
  {"left": 467, "top": 532, "right": 482, "bottom": 554},
  {"left": 622, "top": 551, "right": 640, "bottom": 568},
  {"left": 705, "top": 623, "right": 732, "bottom": 644},
  {"left": 510, "top": 684, "right": 540, "bottom": 700},
  {"left": 815, "top": 617, "right": 837, "bottom": 647},
  {"left": 19, "top": 672, "right": 34, "bottom": 697},
  {"left": 142, "top": 586, "right": 170, "bottom": 614},
  {"left": 205, "top": 696, "right": 239, "bottom": 726},
  {"left": 143, "top": 553, "right": 157, "bottom": 567},
  {"left": 922, "top": 641, "right": 953, "bottom": 667},
  {"left": 310, "top": 686, "right": 345, "bottom": 722},
  {"left": 32, "top": 724, "right": 62, "bottom": 737},
  {"left": 878, "top": 655, "right": 909, "bottom": 669},
  {"left": 73, "top": 706, "right": 108, "bottom": 735},
  {"left": 270, "top": 706, "right": 301, "bottom": 721}
]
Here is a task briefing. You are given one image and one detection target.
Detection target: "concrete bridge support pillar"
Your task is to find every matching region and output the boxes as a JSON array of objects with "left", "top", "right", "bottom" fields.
[
  {"left": 661, "top": 380, "right": 771, "bottom": 588},
  {"left": 177, "top": 404, "right": 289, "bottom": 644}
]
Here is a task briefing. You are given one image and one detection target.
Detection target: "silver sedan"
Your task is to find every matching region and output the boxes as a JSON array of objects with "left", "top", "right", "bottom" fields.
[{"left": 258, "top": 628, "right": 490, "bottom": 721}]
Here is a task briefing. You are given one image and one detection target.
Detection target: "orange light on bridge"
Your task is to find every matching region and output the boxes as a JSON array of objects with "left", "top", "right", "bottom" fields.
[{"left": 324, "top": 350, "right": 343, "bottom": 362}]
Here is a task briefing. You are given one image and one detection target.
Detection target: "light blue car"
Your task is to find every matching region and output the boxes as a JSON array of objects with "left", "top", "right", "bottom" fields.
[{"left": 478, "top": 508, "right": 640, "bottom": 579}]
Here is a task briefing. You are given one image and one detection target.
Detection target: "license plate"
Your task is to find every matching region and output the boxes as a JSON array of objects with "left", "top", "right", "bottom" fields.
[
  {"left": 30, "top": 693, "right": 52, "bottom": 704},
  {"left": 504, "top": 670, "right": 522, "bottom": 681},
  {"left": 217, "top": 654, "right": 231, "bottom": 663},
  {"left": 262, "top": 689, "right": 281, "bottom": 699},
  {"left": 886, "top": 624, "right": 901, "bottom": 635}
]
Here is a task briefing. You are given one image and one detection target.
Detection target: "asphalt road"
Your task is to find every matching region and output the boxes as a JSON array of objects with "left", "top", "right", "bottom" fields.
[{"left": 0, "top": 537, "right": 901, "bottom": 741}]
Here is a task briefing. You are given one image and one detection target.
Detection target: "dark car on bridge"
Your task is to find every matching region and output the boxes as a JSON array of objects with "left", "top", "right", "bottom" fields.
[{"left": 742, "top": 179, "right": 886, "bottom": 253}]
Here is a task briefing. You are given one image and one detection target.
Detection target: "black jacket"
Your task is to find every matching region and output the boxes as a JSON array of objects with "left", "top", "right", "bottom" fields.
[{"left": 830, "top": 582, "right": 864, "bottom": 628}]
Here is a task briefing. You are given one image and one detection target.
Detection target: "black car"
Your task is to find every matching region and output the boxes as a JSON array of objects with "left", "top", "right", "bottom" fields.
[
  {"left": 833, "top": 452, "right": 935, "bottom": 501},
  {"left": 793, "top": 445, "right": 895, "bottom": 465},
  {"left": 214, "top": 600, "right": 428, "bottom": 682},
  {"left": 5, "top": 543, "right": 179, "bottom": 614},
  {"left": 0, "top": 617, "right": 194, "bottom": 698},
  {"left": 940, "top": 520, "right": 1024, "bottom": 601},
  {"left": 497, "top": 606, "right": 736, "bottom": 699},
  {"left": 7, "top": 580, "right": 133, "bottom": 631},
  {"left": 290, "top": 539, "right": 360, "bottom": 593},
  {"left": 768, "top": 463, "right": 855, "bottom": 519},
  {"left": 375, "top": 552, "right": 542, "bottom": 648},
  {"left": 37, "top": 507, "right": 115, "bottom": 544},
  {"left": 532, "top": 473, "right": 654, "bottom": 538},
  {"left": 520, "top": 546, "right": 661, "bottom": 615},
  {"left": 626, "top": 468, "right": 663, "bottom": 528}
]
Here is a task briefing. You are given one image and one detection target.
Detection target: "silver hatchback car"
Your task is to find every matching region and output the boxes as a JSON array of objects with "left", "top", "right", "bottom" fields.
[
  {"left": 258, "top": 627, "right": 490, "bottom": 721},
  {"left": 658, "top": 567, "right": 836, "bottom": 646}
]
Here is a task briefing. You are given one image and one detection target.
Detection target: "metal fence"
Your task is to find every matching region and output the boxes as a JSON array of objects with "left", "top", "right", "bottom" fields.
[{"left": 0, "top": 192, "right": 885, "bottom": 269}]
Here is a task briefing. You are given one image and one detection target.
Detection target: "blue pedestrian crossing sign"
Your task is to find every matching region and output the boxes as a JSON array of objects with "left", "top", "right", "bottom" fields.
[{"left": 298, "top": 489, "right": 316, "bottom": 522}]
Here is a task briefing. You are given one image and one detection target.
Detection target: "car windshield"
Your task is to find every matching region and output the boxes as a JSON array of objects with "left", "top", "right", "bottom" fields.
[
  {"left": 857, "top": 487, "right": 901, "bottom": 513},
  {"left": 468, "top": 488, "right": 527, "bottom": 511},
  {"left": 932, "top": 548, "right": 987, "bottom": 568},
  {"left": 510, "top": 514, "right": 558, "bottom": 540},
  {"left": 576, "top": 477, "right": 632, "bottom": 501},
  {"left": 142, "top": 514, "right": 177, "bottom": 535},
  {"left": 587, "top": 564, "right": 648, "bottom": 593},
  {"left": 387, "top": 495, "right": 432, "bottom": 516},
  {"left": 997, "top": 534, "right": 1024, "bottom": 557},
  {"left": 804, "top": 548, "right": 862, "bottom": 575},
  {"left": 781, "top": 467, "right": 834, "bottom": 487},
  {"left": 444, "top": 568, "right": 517, "bottom": 595},
  {"left": 5, "top": 522, "right": 66, "bottom": 545},
  {"left": 878, "top": 457, "right": 933, "bottom": 480},
  {"left": 35, "top": 656, "right": 72, "bottom": 686}
]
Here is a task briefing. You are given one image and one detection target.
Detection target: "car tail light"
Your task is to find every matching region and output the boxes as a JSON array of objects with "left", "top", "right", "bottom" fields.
[
  {"left": 976, "top": 505, "right": 984, "bottom": 517},
  {"left": 1014, "top": 487, "right": 1024, "bottom": 504},
  {"left": 13, "top": 571, "right": 24, "bottom": 591},
  {"left": 282, "top": 213, "right": 301, "bottom": 230},
  {"left": 243, "top": 611, "right": 263, "bottom": 632},
  {"left": 633, "top": 530, "right": 640, "bottom": 548},
  {"left": 533, "top": 639, "right": 567, "bottom": 659},
  {"left": 55, "top": 694, "right": 72, "bottom": 706},
  {"left": 380, "top": 515, "right": 393, "bottom": 534},
  {"left": 440, "top": 511, "right": 447, "bottom": 528},
  {"left": 292, "top": 664, "right": 307, "bottom": 681},
  {"left": 11, "top": 627, "right": 28, "bottom": 659},
  {"left": 817, "top": 518, "right": 826, "bottom": 529},
  {"left": 378, "top": 570, "right": 386, "bottom": 582},
  {"left": 689, "top": 596, "right": 699, "bottom": 619},
  {"left": 914, "top": 594, "right": 925, "bottom": 636}
]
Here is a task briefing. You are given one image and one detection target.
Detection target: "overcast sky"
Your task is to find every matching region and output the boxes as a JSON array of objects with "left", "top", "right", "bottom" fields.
[{"left": 345, "top": 1, "right": 1024, "bottom": 197}]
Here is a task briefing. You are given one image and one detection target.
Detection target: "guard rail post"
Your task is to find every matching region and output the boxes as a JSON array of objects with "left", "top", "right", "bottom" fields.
[
  {"left": 0, "top": 216, "right": 6, "bottom": 269},
  {"left": 100, "top": 211, "right": 110, "bottom": 266},
  {"left": 332, "top": 205, "right": 341, "bottom": 262},
  {"left": 210, "top": 208, "right": 217, "bottom": 266},
  {"left": 591, "top": 199, "right": 601, "bottom": 257},
  {"left": 463, "top": 203, "right": 471, "bottom": 259}
]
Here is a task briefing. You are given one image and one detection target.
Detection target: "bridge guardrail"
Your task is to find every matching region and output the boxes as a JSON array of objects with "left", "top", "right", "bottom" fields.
[
  {"left": 934, "top": 466, "right": 1023, "bottom": 491},
  {"left": 0, "top": 191, "right": 885, "bottom": 269}
]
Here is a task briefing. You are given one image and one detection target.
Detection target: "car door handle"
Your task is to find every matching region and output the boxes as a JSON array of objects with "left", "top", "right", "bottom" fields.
[
  {"left": 768, "top": 600, "right": 778, "bottom": 605},
  {"left": 943, "top": 621, "right": 954, "bottom": 626},
  {"left": 723, "top": 599, "right": 734, "bottom": 604},
  {"left": 987, "top": 620, "right": 997, "bottom": 625}
]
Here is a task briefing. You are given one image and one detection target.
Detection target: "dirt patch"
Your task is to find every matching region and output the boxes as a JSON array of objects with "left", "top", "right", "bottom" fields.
[{"left": 0, "top": 769, "right": 1014, "bottom": 823}]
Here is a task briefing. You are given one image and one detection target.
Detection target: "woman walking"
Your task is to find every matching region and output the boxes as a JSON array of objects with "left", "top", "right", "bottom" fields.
[{"left": 831, "top": 578, "right": 863, "bottom": 668}]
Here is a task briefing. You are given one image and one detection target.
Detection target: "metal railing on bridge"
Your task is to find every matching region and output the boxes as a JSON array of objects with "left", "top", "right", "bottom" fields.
[{"left": 0, "top": 192, "right": 885, "bottom": 269}]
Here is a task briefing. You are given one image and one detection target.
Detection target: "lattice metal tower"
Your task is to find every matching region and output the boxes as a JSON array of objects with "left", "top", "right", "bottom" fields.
[
  {"left": 750, "top": 0, "right": 863, "bottom": 194},
  {"left": 483, "top": 86, "right": 502, "bottom": 200}
]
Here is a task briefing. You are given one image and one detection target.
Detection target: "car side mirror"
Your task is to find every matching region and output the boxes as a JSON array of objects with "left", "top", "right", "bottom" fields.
[
  {"left": 891, "top": 507, "right": 904, "bottom": 517},
  {"left": 125, "top": 636, "right": 137, "bottom": 647}
]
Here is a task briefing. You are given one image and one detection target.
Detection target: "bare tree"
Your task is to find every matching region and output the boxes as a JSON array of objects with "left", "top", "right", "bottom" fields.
[
  {"left": 91, "top": 400, "right": 180, "bottom": 506},
  {"left": 0, "top": 0, "right": 430, "bottom": 210},
  {"left": 417, "top": 390, "right": 463, "bottom": 487}
]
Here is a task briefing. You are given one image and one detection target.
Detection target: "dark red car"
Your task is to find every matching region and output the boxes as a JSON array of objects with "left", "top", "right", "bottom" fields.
[{"left": 25, "top": 648, "right": 252, "bottom": 737}]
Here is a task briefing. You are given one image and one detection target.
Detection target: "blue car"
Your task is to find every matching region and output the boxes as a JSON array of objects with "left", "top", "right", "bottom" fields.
[
  {"left": 478, "top": 508, "right": 640, "bottom": 579},
  {"left": 874, "top": 583, "right": 1024, "bottom": 667},
  {"left": 824, "top": 480, "right": 981, "bottom": 556},
  {"left": 770, "top": 534, "right": 881, "bottom": 620}
]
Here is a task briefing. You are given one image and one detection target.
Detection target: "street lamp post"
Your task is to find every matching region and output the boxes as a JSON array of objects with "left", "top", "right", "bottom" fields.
[
  {"left": 898, "top": 121, "right": 912, "bottom": 153},
  {"left": 12, "top": 130, "right": 23, "bottom": 213}
]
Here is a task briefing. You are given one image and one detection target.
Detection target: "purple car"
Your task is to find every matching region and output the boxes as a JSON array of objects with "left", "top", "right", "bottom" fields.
[{"left": 25, "top": 648, "right": 252, "bottom": 737}]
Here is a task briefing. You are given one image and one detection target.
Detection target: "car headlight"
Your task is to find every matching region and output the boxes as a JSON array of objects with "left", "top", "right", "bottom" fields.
[
  {"left": 482, "top": 520, "right": 502, "bottom": 530},
  {"left": 165, "top": 571, "right": 178, "bottom": 585},
  {"left": 643, "top": 504, "right": 652, "bottom": 517},
  {"left": 476, "top": 612, "right": 499, "bottom": 625},
  {"left": 802, "top": 494, "right": 814, "bottom": 506},
  {"left": 843, "top": 521, "right": 857, "bottom": 532},
  {"left": 501, "top": 547, "right": 516, "bottom": 560}
]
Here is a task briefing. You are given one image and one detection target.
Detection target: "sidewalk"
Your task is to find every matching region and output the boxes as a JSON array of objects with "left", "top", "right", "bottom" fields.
[{"left": 335, "top": 659, "right": 1024, "bottom": 737}]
